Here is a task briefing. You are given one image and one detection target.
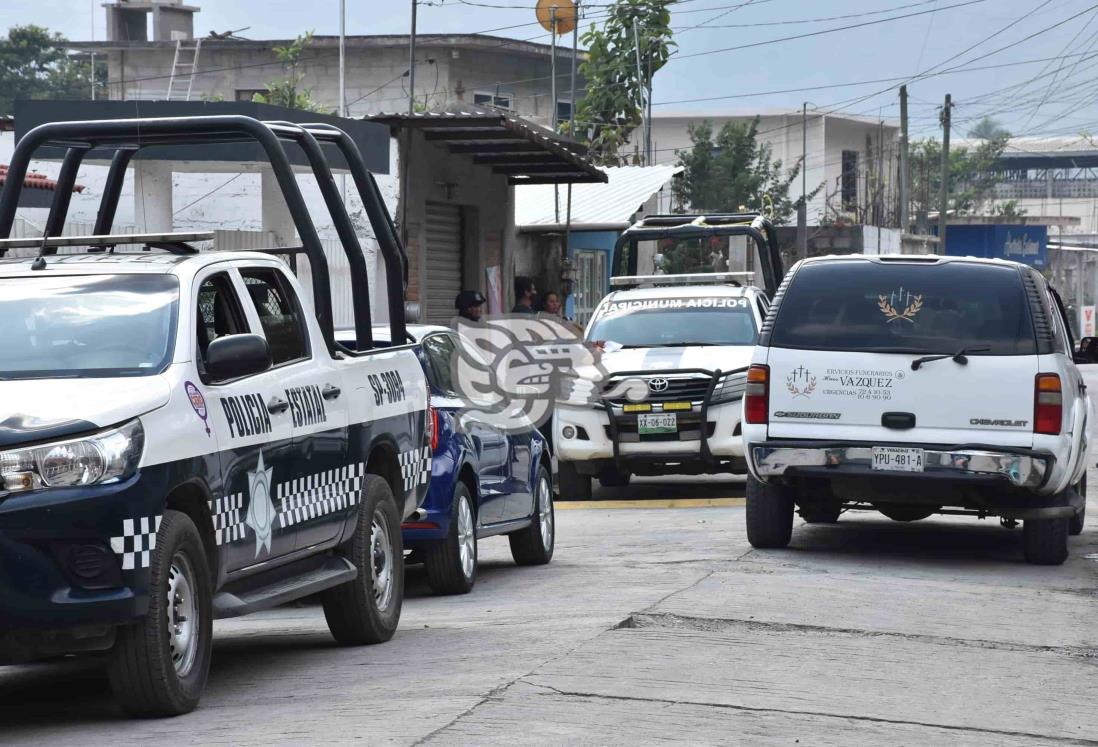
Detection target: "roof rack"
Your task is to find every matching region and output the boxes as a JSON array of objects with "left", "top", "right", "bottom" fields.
[
  {"left": 610, "top": 272, "right": 753, "bottom": 289},
  {"left": 611, "top": 212, "right": 783, "bottom": 296},
  {"left": 0, "top": 231, "right": 210, "bottom": 254}
]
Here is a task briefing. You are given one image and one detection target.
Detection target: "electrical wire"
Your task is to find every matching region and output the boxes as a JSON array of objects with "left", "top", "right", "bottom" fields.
[{"left": 673, "top": 0, "right": 984, "bottom": 60}]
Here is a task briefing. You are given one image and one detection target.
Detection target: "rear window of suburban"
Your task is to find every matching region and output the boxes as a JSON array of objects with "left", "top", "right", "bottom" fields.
[{"left": 770, "top": 260, "right": 1037, "bottom": 355}]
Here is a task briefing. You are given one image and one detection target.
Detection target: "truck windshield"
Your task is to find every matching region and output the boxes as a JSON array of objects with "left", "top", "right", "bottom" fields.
[
  {"left": 0, "top": 274, "right": 179, "bottom": 379},
  {"left": 588, "top": 300, "right": 757, "bottom": 348},
  {"left": 770, "top": 261, "right": 1037, "bottom": 355}
]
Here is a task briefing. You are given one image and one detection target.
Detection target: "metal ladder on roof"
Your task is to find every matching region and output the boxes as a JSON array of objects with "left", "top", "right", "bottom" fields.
[{"left": 166, "top": 38, "right": 203, "bottom": 101}]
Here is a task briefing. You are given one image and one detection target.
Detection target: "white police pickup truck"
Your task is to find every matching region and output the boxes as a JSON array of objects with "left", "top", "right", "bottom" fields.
[
  {"left": 554, "top": 276, "right": 766, "bottom": 498},
  {"left": 743, "top": 254, "right": 1090, "bottom": 565},
  {"left": 0, "top": 116, "right": 430, "bottom": 716},
  {"left": 554, "top": 213, "right": 784, "bottom": 499}
]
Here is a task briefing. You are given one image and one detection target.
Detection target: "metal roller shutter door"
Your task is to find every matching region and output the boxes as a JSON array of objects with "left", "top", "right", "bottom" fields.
[{"left": 424, "top": 202, "right": 463, "bottom": 324}]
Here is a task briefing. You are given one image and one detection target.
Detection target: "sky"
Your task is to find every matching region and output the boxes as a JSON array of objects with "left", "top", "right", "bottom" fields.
[{"left": 4, "top": 0, "right": 1098, "bottom": 139}]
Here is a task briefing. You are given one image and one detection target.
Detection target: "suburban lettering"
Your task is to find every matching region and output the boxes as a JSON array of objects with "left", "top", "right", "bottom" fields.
[{"left": 220, "top": 393, "right": 273, "bottom": 438}]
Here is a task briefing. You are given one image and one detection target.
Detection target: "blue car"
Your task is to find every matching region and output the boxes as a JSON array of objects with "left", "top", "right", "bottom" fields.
[{"left": 340, "top": 325, "right": 554, "bottom": 594}]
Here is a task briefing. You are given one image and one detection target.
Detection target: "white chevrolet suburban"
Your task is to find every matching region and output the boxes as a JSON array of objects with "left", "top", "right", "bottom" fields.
[
  {"left": 554, "top": 274, "right": 766, "bottom": 499},
  {"left": 743, "top": 254, "right": 1089, "bottom": 565}
]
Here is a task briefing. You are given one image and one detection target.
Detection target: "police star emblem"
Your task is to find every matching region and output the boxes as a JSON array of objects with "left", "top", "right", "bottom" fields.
[{"left": 245, "top": 452, "right": 276, "bottom": 557}]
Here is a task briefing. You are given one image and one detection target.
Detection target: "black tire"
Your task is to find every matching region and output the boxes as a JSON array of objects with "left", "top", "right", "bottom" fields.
[
  {"left": 746, "top": 475, "right": 795, "bottom": 549},
  {"left": 1069, "top": 475, "right": 1086, "bottom": 536},
  {"left": 424, "top": 482, "right": 477, "bottom": 595},
  {"left": 598, "top": 466, "right": 631, "bottom": 489},
  {"left": 1023, "top": 516, "right": 1069, "bottom": 565},
  {"left": 107, "top": 510, "right": 213, "bottom": 718},
  {"left": 509, "top": 464, "right": 555, "bottom": 566},
  {"left": 321, "top": 474, "right": 404, "bottom": 645},
  {"left": 557, "top": 460, "right": 592, "bottom": 501},
  {"left": 877, "top": 504, "right": 939, "bottom": 522},
  {"left": 798, "top": 501, "right": 842, "bottom": 524}
]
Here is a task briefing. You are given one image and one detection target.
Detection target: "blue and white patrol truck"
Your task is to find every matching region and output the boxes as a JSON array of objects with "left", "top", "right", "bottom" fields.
[{"left": 0, "top": 116, "right": 430, "bottom": 716}]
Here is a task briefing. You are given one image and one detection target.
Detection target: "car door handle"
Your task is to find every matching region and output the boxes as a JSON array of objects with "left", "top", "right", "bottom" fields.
[
  {"left": 267, "top": 396, "right": 289, "bottom": 415},
  {"left": 322, "top": 384, "right": 342, "bottom": 401}
]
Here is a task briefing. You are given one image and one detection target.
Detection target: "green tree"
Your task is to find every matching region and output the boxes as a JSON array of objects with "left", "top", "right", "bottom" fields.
[
  {"left": 672, "top": 118, "right": 819, "bottom": 224},
  {"left": 909, "top": 134, "right": 1007, "bottom": 218},
  {"left": 0, "top": 25, "right": 105, "bottom": 114},
  {"left": 253, "top": 32, "right": 329, "bottom": 113},
  {"left": 566, "top": 0, "right": 675, "bottom": 165}
]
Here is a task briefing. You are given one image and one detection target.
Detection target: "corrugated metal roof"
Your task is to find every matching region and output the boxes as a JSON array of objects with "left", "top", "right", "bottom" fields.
[{"left": 514, "top": 164, "right": 682, "bottom": 231}]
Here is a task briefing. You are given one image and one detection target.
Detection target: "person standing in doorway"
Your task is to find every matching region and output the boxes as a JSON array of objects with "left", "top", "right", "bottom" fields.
[
  {"left": 455, "top": 290, "right": 486, "bottom": 322},
  {"left": 512, "top": 276, "right": 537, "bottom": 314}
]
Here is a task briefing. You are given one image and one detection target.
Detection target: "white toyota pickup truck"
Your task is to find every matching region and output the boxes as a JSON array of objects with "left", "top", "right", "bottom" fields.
[{"left": 743, "top": 254, "right": 1090, "bottom": 565}]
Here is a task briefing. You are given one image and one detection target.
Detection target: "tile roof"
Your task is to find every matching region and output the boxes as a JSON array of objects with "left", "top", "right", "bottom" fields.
[{"left": 0, "top": 164, "right": 85, "bottom": 193}]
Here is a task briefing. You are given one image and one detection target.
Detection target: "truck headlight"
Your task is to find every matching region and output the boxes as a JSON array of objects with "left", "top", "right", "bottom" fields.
[{"left": 0, "top": 419, "right": 144, "bottom": 493}]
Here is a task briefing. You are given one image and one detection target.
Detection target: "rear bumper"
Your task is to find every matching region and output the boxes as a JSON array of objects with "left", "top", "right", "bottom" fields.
[{"left": 750, "top": 442, "right": 1052, "bottom": 489}]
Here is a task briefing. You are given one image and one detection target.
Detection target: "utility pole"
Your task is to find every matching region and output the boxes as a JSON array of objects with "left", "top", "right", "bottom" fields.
[
  {"left": 569, "top": 1, "right": 579, "bottom": 134},
  {"left": 799, "top": 102, "right": 808, "bottom": 257},
  {"left": 899, "top": 85, "right": 910, "bottom": 233},
  {"left": 339, "top": 0, "right": 346, "bottom": 117},
  {"left": 632, "top": 22, "right": 645, "bottom": 165},
  {"left": 938, "top": 93, "right": 952, "bottom": 255},
  {"left": 407, "top": 0, "right": 417, "bottom": 114},
  {"left": 550, "top": 7, "right": 558, "bottom": 131},
  {"left": 90, "top": 1, "right": 95, "bottom": 101}
]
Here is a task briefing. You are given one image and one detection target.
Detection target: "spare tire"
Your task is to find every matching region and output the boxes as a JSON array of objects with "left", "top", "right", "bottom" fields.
[{"left": 876, "top": 504, "right": 939, "bottom": 522}]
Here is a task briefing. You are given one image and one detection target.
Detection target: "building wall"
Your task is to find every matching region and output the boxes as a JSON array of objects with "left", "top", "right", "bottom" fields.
[
  {"left": 104, "top": 41, "right": 582, "bottom": 125},
  {"left": 643, "top": 113, "right": 897, "bottom": 225},
  {"left": 400, "top": 130, "right": 513, "bottom": 315}
]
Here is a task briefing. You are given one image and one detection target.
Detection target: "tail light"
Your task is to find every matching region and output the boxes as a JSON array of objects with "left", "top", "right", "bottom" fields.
[
  {"left": 745, "top": 364, "right": 770, "bottom": 425},
  {"left": 1034, "top": 373, "right": 1062, "bottom": 435}
]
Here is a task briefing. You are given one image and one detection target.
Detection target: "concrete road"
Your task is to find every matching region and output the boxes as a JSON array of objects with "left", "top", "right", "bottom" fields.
[{"left": 2, "top": 472, "right": 1096, "bottom": 746}]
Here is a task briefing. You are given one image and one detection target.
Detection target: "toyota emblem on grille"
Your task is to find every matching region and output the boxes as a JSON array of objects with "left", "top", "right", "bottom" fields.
[{"left": 648, "top": 377, "right": 670, "bottom": 393}]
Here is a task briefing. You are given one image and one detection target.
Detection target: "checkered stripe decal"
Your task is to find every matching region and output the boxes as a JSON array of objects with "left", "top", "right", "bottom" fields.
[
  {"left": 109, "top": 515, "right": 162, "bottom": 571},
  {"left": 209, "top": 493, "right": 245, "bottom": 546},
  {"left": 277, "top": 462, "right": 366, "bottom": 529},
  {"left": 400, "top": 446, "right": 432, "bottom": 492}
]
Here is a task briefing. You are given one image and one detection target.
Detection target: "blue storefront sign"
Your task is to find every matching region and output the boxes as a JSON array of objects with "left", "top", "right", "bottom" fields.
[{"left": 942, "top": 224, "right": 1048, "bottom": 268}]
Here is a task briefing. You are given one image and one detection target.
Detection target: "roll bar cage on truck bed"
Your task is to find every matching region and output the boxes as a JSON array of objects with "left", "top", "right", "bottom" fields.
[
  {"left": 611, "top": 212, "right": 785, "bottom": 296},
  {"left": 0, "top": 116, "right": 428, "bottom": 718},
  {"left": 0, "top": 114, "right": 408, "bottom": 350}
]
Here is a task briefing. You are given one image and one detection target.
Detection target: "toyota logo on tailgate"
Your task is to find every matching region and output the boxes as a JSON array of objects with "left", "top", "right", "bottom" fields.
[{"left": 648, "top": 377, "right": 670, "bottom": 393}]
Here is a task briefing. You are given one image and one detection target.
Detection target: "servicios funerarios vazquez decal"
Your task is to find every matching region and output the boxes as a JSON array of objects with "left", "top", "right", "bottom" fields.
[
  {"left": 185, "top": 381, "right": 211, "bottom": 437},
  {"left": 245, "top": 452, "right": 276, "bottom": 557},
  {"left": 786, "top": 365, "right": 816, "bottom": 398}
]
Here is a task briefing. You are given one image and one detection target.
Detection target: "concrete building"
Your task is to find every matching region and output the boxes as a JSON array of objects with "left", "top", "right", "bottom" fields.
[
  {"left": 952, "top": 135, "right": 1098, "bottom": 238},
  {"left": 637, "top": 111, "right": 900, "bottom": 226},
  {"left": 69, "top": 1, "right": 584, "bottom": 125}
]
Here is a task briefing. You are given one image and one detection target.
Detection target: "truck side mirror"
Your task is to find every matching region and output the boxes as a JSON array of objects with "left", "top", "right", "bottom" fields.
[
  {"left": 405, "top": 302, "right": 421, "bottom": 324},
  {"left": 206, "top": 334, "right": 273, "bottom": 381}
]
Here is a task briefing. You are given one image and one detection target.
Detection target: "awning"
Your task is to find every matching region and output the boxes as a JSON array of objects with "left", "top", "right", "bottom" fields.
[
  {"left": 515, "top": 164, "right": 683, "bottom": 231},
  {"left": 365, "top": 111, "right": 606, "bottom": 186}
]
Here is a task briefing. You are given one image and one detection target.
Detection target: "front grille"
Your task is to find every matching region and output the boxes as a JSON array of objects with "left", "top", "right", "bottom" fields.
[{"left": 604, "top": 375, "right": 714, "bottom": 404}]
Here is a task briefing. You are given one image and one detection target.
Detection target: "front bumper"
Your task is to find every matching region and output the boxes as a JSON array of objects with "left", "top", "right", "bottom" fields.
[
  {"left": 556, "top": 367, "right": 747, "bottom": 472},
  {"left": 751, "top": 442, "right": 1051, "bottom": 489},
  {"left": 0, "top": 469, "right": 170, "bottom": 631}
]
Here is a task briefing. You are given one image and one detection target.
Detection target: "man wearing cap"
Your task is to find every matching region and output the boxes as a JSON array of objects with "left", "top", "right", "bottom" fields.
[{"left": 455, "top": 290, "right": 486, "bottom": 322}]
